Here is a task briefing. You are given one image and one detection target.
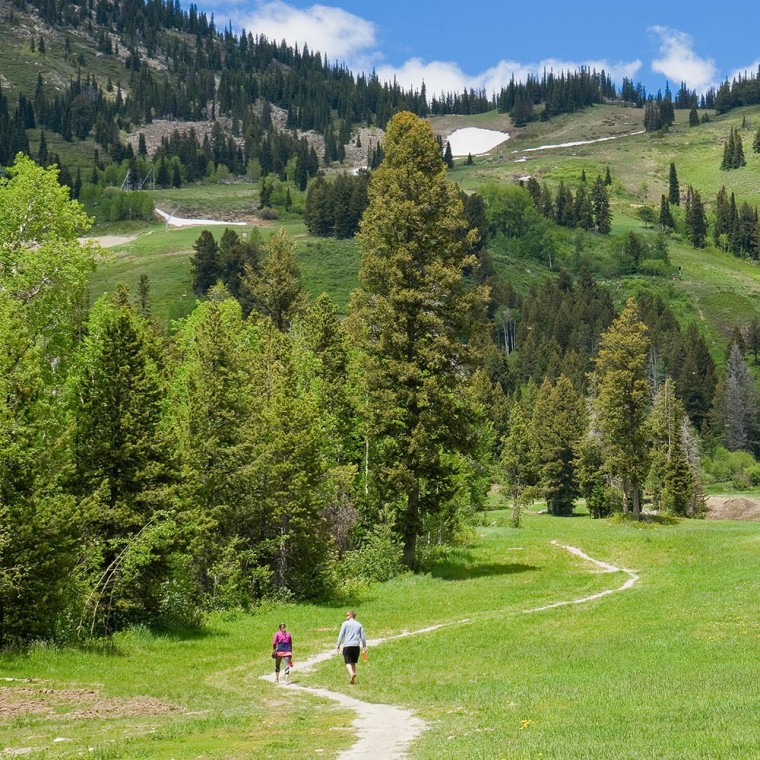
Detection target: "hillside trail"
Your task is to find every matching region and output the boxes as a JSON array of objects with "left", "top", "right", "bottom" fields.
[{"left": 259, "top": 543, "right": 640, "bottom": 759}]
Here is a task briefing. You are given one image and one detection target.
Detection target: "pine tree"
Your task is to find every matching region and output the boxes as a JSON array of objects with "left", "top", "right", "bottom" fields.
[
  {"left": 689, "top": 107, "right": 699, "bottom": 126},
  {"left": 251, "top": 321, "right": 334, "bottom": 595},
  {"left": 686, "top": 186, "right": 707, "bottom": 247},
  {"left": 243, "top": 228, "right": 307, "bottom": 331},
  {"left": 593, "top": 298, "right": 651, "bottom": 517},
  {"left": 677, "top": 323, "right": 716, "bottom": 430},
  {"left": 733, "top": 128, "right": 746, "bottom": 167},
  {"left": 530, "top": 375, "right": 586, "bottom": 515},
  {"left": 591, "top": 175, "right": 612, "bottom": 233},
  {"left": 167, "top": 294, "right": 261, "bottom": 607},
  {"left": 659, "top": 195, "right": 674, "bottom": 230},
  {"left": 709, "top": 341, "right": 758, "bottom": 453},
  {"left": 0, "top": 291, "right": 81, "bottom": 645},
  {"left": 68, "top": 288, "right": 176, "bottom": 632},
  {"left": 713, "top": 185, "right": 731, "bottom": 247},
  {"left": 499, "top": 402, "right": 538, "bottom": 527},
  {"left": 443, "top": 140, "right": 454, "bottom": 168},
  {"left": 668, "top": 162, "right": 680, "bottom": 205},
  {"left": 38, "top": 130, "right": 48, "bottom": 166},
  {"left": 191, "top": 229, "right": 220, "bottom": 294},
  {"left": 350, "top": 112, "right": 489, "bottom": 567},
  {"left": 648, "top": 377, "right": 700, "bottom": 516}
]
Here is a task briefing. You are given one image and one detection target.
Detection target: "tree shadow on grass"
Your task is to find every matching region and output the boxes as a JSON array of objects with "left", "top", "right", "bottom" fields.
[{"left": 431, "top": 557, "right": 539, "bottom": 581}]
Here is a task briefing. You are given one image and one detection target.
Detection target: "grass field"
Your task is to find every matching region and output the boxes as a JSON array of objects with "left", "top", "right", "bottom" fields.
[{"left": 1, "top": 510, "right": 758, "bottom": 759}]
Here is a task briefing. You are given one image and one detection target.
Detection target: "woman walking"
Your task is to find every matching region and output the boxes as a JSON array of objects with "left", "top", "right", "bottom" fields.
[{"left": 272, "top": 622, "right": 293, "bottom": 684}]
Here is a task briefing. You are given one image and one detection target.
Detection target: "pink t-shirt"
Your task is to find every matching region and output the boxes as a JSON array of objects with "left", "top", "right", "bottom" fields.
[{"left": 273, "top": 630, "right": 292, "bottom": 654}]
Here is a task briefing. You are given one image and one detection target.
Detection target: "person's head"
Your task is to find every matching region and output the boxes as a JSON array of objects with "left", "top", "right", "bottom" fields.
[
  {"left": 279, "top": 622, "right": 287, "bottom": 631},
  {"left": 346, "top": 610, "right": 356, "bottom": 620}
]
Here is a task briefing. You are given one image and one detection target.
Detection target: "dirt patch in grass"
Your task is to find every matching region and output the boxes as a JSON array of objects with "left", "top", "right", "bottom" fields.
[
  {"left": 705, "top": 496, "right": 760, "bottom": 521},
  {"left": 0, "top": 685, "right": 178, "bottom": 720}
]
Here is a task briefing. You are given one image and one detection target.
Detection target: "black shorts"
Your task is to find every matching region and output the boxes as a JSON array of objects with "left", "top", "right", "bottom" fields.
[{"left": 342, "top": 645, "right": 360, "bottom": 665}]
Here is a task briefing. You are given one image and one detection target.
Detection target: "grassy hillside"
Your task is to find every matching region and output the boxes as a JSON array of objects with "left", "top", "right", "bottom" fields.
[
  {"left": 85, "top": 103, "right": 760, "bottom": 348},
  {"left": 1, "top": 508, "right": 757, "bottom": 758}
]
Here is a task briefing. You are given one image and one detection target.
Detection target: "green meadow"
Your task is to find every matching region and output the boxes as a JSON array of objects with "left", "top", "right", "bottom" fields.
[{"left": 2, "top": 510, "right": 758, "bottom": 758}]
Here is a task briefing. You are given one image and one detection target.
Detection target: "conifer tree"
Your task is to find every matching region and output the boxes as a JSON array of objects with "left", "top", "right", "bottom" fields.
[
  {"left": 591, "top": 175, "right": 612, "bottom": 233},
  {"left": 168, "top": 293, "right": 261, "bottom": 607},
  {"left": 708, "top": 341, "right": 758, "bottom": 453},
  {"left": 499, "top": 402, "right": 538, "bottom": 527},
  {"left": 733, "top": 128, "right": 746, "bottom": 167},
  {"left": 243, "top": 228, "right": 307, "bottom": 331},
  {"left": 191, "top": 229, "right": 220, "bottom": 294},
  {"left": 530, "top": 375, "right": 586, "bottom": 515},
  {"left": 443, "top": 140, "right": 454, "bottom": 168},
  {"left": 248, "top": 321, "right": 334, "bottom": 595},
  {"left": 713, "top": 186, "right": 732, "bottom": 248},
  {"left": 68, "top": 288, "right": 177, "bottom": 632},
  {"left": 659, "top": 195, "right": 674, "bottom": 230},
  {"left": 648, "top": 377, "right": 700, "bottom": 515},
  {"left": 0, "top": 290, "right": 81, "bottom": 645},
  {"left": 677, "top": 323, "right": 716, "bottom": 430},
  {"left": 685, "top": 186, "right": 707, "bottom": 247},
  {"left": 668, "top": 162, "right": 680, "bottom": 205},
  {"left": 593, "top": 298, "right": 651, "bottom": 517},
  {"left": 350, "top": 111, "right": 489, "bottom": 567}
]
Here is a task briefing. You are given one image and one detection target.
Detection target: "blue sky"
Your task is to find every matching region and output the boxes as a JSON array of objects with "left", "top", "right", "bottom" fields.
[{"left": 203, "top": 1, "right": 760, "bottom": 98}]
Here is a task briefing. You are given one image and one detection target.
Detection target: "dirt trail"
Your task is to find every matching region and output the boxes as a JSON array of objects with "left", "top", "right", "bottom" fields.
[{"left": 261, "top": 543, "right": 639, "bottom": 759}]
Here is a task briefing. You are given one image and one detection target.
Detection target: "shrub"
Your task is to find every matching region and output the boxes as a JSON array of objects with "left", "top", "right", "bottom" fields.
[
  {"left": 702, "top": 446, "right": 760, "bottom": 487},
  {"left": 340, "top": 521, "right": 406, "bottom": 584}
]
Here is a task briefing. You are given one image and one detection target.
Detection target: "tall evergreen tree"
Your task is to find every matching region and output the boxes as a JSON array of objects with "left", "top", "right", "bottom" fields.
[
  {"left": 591, "top": 175, "right": 612, "bottom": 233},
  {"left": 350, "top": 112, "right": 489, "bottom": 567},
  {"left": 709, "top": 341, "right": 759, "bottom": 453},
  {"left": 243, "top": 228, "right": 307, "bottom": 331},
  {"left": 68, "top": 288, "right": 177, "bottom": 633},
  {"left": 593, "top": 298, "right": 651, "bottom": 518},
  {"left": 443, "top": 140, "right": 454, "bottom": 168},
  {"left": 668, "top": 162, "right": 680, "bottom": 205},
  {"left": 530, "top": 374, "right": 586, "bottom": 515},
  {"left": 191, "top": 229, "right": 220, "bottom": 294},
  {"left": 659, "top": 195, "right": 674, "bottom": 230},
  {"left": 499, "top": 401, "right": 538, "bottom": 527},
  {"left": 647, "top": 377, "right": 701, "bottom": 516}
]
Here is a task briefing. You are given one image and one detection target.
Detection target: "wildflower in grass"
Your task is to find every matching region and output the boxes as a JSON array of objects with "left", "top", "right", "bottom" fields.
[{"left": 520, "top": 719, "right": 534, "bottom": 729}]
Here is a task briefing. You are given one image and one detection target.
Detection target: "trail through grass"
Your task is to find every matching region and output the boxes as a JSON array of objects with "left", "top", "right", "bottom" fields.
[{"left": 2, "top": 510, "right": 758, "bottom": 758}]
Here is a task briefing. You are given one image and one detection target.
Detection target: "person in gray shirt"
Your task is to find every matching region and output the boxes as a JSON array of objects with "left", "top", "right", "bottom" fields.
[{"left": 336, "top": 610, "right": 367, "bottom": 684}]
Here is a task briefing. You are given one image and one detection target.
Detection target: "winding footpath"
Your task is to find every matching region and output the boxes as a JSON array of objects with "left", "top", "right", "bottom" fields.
[{"left": 260, "top": 543, "right": 640, "bottom": 759}]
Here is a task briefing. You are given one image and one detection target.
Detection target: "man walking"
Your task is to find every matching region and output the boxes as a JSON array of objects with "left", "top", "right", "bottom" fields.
[{"left": 336, "top": 610, "right": 367, "bottom": 684}]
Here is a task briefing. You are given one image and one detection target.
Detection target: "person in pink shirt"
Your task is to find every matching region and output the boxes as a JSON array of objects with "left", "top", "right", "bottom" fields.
[{"left": 272, "top": 622, "right": 293, "bottom": 684}]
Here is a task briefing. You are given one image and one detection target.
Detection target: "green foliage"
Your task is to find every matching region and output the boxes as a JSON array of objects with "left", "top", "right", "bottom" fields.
[
  {"left": 530, "top": 375, "right": 586, "bottom": 515},
  {"left": 593, "top": 298, "right": 651, "bottom": 516},
  {"left": 352, "top": 112, "right": 491, "bottom": 566},
  {"left": 340, "top": 517, "right": 407, "bottom": 585},
  {"left": 243, "top": 228, "right": 308, "bottom": 330},
  {"left": 702, "top": 445, "right": 760, "bottom": 488},
  {"left": 80, "top": 185, "right": 155, "bottom": 223}
]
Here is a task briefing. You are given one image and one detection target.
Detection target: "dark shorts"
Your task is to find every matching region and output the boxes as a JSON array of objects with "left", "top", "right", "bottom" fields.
[{"left": 342, "top": 646, "right": 360, "bottom": 665}]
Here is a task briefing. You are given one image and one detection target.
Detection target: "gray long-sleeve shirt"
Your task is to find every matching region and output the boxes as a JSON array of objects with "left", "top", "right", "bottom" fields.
[{"left": 336, "top": 618, "right": 366, "bottom": 649}]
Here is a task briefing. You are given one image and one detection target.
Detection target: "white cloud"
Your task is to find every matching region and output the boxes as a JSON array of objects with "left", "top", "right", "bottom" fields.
[
  {"left": 649, "top": 26, "right": 717, "bottom": 92},
  {"left": 232, "top": 1, "right": 378, "bottom": 66}
]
